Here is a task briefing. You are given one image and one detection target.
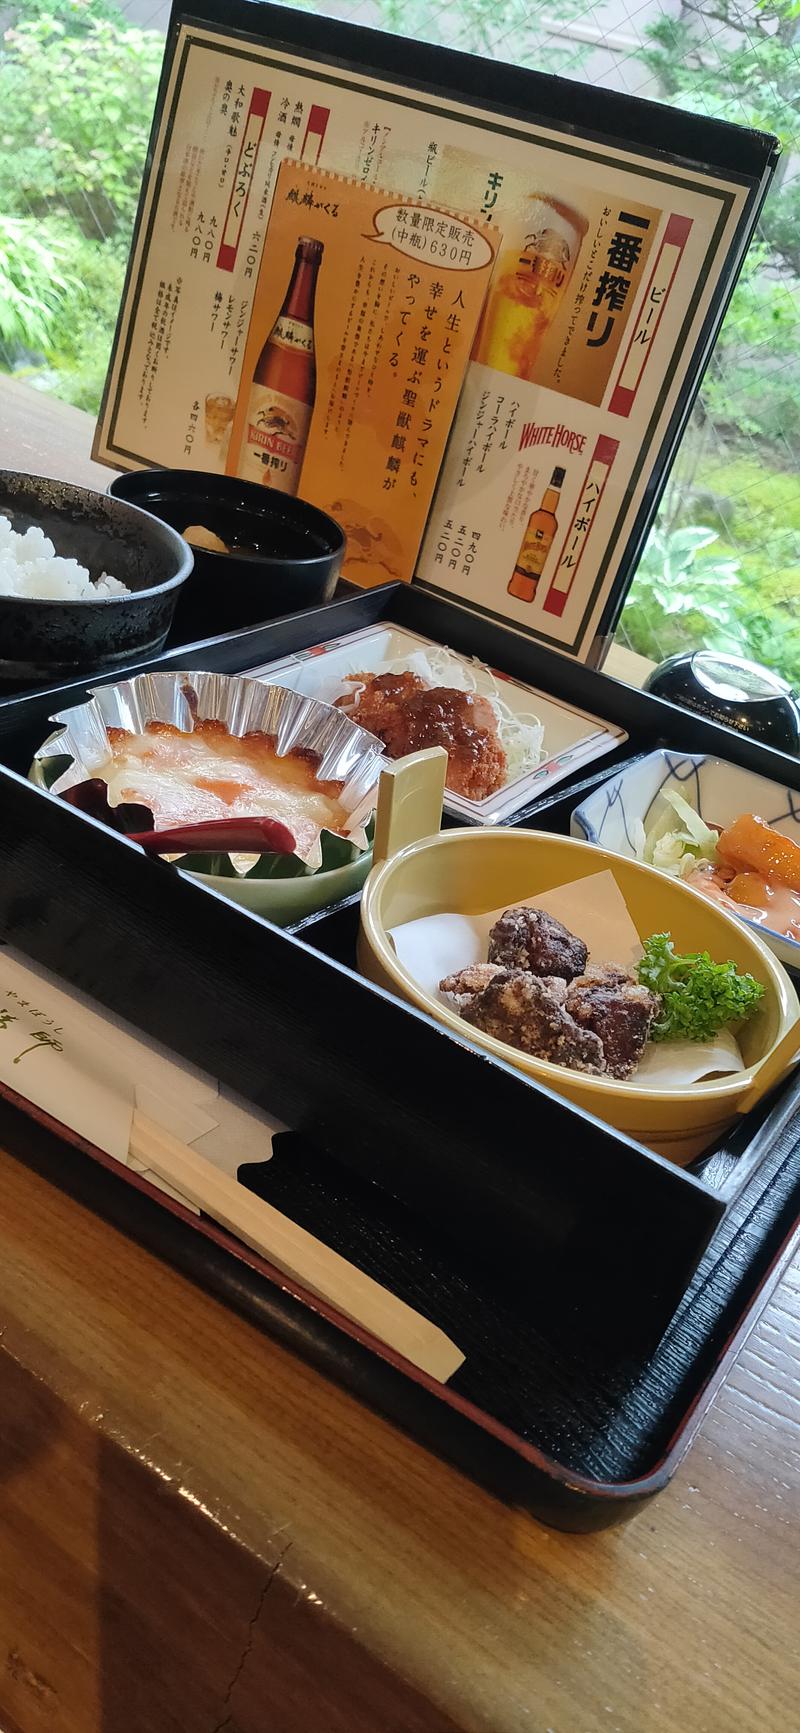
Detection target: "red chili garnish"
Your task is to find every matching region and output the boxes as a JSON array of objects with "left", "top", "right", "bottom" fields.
[{"left": 126, "top": 816, "right": 297, "bottom": 856}]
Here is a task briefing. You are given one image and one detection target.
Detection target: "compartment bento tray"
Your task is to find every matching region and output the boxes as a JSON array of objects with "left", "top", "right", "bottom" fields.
[
  {"left": 1, "top": 579, "right": 800, "bottom": 1525},
  {"left": 244, "top": 621, "right": 627, "bottom": 823},
  {"left": 2, "top": 1040, "right": 799, "bottom": 1533}
]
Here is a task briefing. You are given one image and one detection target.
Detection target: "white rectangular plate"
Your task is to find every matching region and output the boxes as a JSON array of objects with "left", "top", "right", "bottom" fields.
[{"left": 243, "top": 623, "right": 626, "bottom": 824}]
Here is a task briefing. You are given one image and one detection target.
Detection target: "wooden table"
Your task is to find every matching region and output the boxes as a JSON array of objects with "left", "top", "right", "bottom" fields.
[
  {"left": 1, "top": 1110, "right": 798, "bottom": 1733},
  {"left": 0, "top": 377, "right": 114, "bottom": 493},
  {"left": 0, "top": 378, "right": 798, "bottom": 1733}
]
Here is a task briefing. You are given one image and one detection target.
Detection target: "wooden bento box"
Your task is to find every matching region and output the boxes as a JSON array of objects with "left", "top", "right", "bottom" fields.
[{"left": 1, "top": 579, "right": 800, "bottom": 1528}]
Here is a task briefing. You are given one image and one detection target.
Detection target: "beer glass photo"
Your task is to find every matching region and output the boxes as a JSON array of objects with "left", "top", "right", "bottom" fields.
[
  {"left": 204, "top": 394, "right": 235, "bottom": 465},
  {"left": 474, "top": 195, "right": 587, "bottom": 381}
]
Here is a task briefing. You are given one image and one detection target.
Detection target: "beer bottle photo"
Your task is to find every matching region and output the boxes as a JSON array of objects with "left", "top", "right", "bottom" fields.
[
  {"left": 508, "top": 465, "right": 566, "bottom": 603},
  {"left": 237, "top": 235, "right": 323, "bottom": 493}
]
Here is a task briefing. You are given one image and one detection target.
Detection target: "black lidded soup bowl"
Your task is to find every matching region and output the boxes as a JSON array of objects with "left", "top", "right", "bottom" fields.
[
  {"left": 107, "top": 468, "right": 347, "bottom": 641},
  {"left": 0, "top": 470, "right": 193, "bottom": 692}
]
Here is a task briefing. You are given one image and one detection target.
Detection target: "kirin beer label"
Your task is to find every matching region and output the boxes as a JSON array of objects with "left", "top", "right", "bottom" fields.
[{"left": 240, "top": 382, "right": 312, "bottom": 493}]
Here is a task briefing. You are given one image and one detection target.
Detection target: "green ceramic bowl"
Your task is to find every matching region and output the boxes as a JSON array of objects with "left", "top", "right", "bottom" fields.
[
  {"left": 29, "top": 755, "right": 373, "bottom": 928},
  {"left": 29, "top": 668, "right": 386, "bottom": 930},
  {"left": 185, "top": 846, "right": 372, "bottom": 926}
]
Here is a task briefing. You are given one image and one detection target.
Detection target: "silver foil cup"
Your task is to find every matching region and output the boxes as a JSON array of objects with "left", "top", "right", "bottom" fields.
[{"left": 34, "top": 669, "right": 388, "bottom": 866}]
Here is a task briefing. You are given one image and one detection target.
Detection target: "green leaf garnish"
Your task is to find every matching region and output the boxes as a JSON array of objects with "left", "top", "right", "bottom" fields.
[
  {"left": 637, "top": 931, "right": 765, "bottom": 1043},
  {"left": 183, "top": 814, "right": 376, "bottom": 883},
  {"left": 38, "top": 753, "right": 74, "bottom": 790}
]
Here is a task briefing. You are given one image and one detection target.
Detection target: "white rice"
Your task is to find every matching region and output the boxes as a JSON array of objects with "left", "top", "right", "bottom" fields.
[{"left": 0, "top": 514, "right": 130, "bottom": 601}]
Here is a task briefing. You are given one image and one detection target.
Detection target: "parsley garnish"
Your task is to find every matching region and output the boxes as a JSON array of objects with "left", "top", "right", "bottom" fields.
[{"left": 637, "top": 932, "right": 765, "bottom": 1043}]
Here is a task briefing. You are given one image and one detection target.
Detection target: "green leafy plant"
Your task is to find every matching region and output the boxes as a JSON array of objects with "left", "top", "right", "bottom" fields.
[
  {"left": 0, "top": 14, "right": 163, "bottom": 236},
  {"left": 16, "top": 0, "right": 126, "bottom": 27},
  {"left": 620, "top": 525, "right": 747, "bottom": 662},
  {"left": 0, "top": 8, "right": 161, "bottom": 398},
  {"left": 620, "top": 484, "right": 800, "bottom": 684},
  {"left": 637, "top": 932, "right": 764, "bottom": 1042},
  {"left": 0, "top": 214, "right": 73, "bottom": 356},
  {"left": 698, "top": 248, "right": 800, "bottom": 447},
  {"left": 624, "top": 0, "right": 800, "bottom": 679},
  {"left": 374, "top": 0, "right": 592, "bottom": 73},
  {"left": 734, "top": 607, "right": 800, "bottom": 689},
  {"left": 26, "top": 221, "right": 131, "bottom": 410}
]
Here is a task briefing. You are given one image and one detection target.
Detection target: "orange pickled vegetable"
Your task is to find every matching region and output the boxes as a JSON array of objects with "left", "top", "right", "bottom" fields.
[
  {"left": 716, "top": 813, "right": 800, "bottom": 892},
  {"left": 726, "top": 871, "right": 772, "bottom": 906}
]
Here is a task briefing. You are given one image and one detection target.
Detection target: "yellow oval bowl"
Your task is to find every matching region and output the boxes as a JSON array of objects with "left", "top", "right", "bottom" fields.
[{"left": 358, "top": 828, "right": 800, "bottom": 1165}]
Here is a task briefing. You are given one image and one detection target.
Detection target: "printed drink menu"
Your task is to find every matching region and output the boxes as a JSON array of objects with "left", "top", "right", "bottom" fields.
[
  {"left": 416, "top": 178, "right": 676, "bottom": 648},
  {"left": 94, "top": 13, "right": 762, "bottom": 659},
  {"left": 225, "top": 161, "right": 497, "bottom": 583}
]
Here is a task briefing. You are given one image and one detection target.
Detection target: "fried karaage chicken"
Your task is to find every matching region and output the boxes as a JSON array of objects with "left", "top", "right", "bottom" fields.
[
  {"left": 439, "top": 962, "right": 507, "bottom": 1012},
  {"left": 440, "top": 964, "right": 569, "bottom": 1015},
  {"left": 441, "top": 910, "right": 663, "bottom": 1081},
  {"left": 458, "top": 970, "right": 606, "bottom": 1075},
  {"left": 487, "top": 906, "right": 588, "bottom": 980},
  {"left": 565, "top": 969, "right": 661, "bottom": 1080}
]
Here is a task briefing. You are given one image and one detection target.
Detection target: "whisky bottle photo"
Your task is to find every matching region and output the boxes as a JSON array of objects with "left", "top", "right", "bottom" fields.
[
  {"left": 508, "top": 465, "right": 566, "bottom": 603},
  {"left": 237, "top": 235, "right": 323, "bottom": 493}
]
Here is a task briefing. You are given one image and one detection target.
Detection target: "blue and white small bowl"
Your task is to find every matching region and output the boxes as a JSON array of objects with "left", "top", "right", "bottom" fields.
[{"left": 571, "top": 749, "right": 800, "bottom": 971}]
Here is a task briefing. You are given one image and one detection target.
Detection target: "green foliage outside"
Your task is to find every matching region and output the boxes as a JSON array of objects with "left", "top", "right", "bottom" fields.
[
  {"left": 0, "top": 0, "right": 798, "bottom": 683},
  {"left": 374, "top": 0, "right": 590, "bottom": 72},
  {"left": 0, "top": 0, "right": 163, "bottom": 406},
  {"left": 618, "top": 0, "right": 800, "bottom": 681},
  {"left": 0, "top": 215, "right": 71, "bottom": 353}
]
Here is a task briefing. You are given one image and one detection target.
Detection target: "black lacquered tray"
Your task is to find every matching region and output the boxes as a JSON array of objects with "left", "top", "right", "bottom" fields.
[
  {"left": 1, "top": 1069, "right": 798, "bottom": 1532},
  {"left": 1, "top": 581, "right": 799, "bottom": 1526}
]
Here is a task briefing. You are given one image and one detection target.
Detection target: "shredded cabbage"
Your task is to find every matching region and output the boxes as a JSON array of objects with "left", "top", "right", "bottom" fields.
[
  {"left": 631, "top": 817, "right": 648, "bottom": 860},
  {"left": 347, "top": 645, "right": 545, "bottom": 786},
  {"left": 640, "top": 786, "right": 719, "bottom": 878}
]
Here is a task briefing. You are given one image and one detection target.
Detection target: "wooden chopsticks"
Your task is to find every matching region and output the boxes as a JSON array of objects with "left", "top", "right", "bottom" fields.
[{"left": 130, "top": 1112, "right": 464, "bottom": 1382}]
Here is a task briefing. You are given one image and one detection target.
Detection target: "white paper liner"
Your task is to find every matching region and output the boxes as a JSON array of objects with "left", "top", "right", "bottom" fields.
[
  {"left": 0, "top": 944, "right": 463, "bottom": 1380},
  {"left": 34, "top": 670, "right": 388, "bottom": 869},
  {"left": 390, "top": 869, "right": 745, "bottom": 1090}
]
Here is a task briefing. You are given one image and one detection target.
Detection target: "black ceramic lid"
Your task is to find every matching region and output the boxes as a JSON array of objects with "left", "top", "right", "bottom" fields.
[
  {"left": 645, "top": 649, "right": 800, "bottom": 752},
  {"left": 687, "top": 651, "right": 793, "bottom": 704}
]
